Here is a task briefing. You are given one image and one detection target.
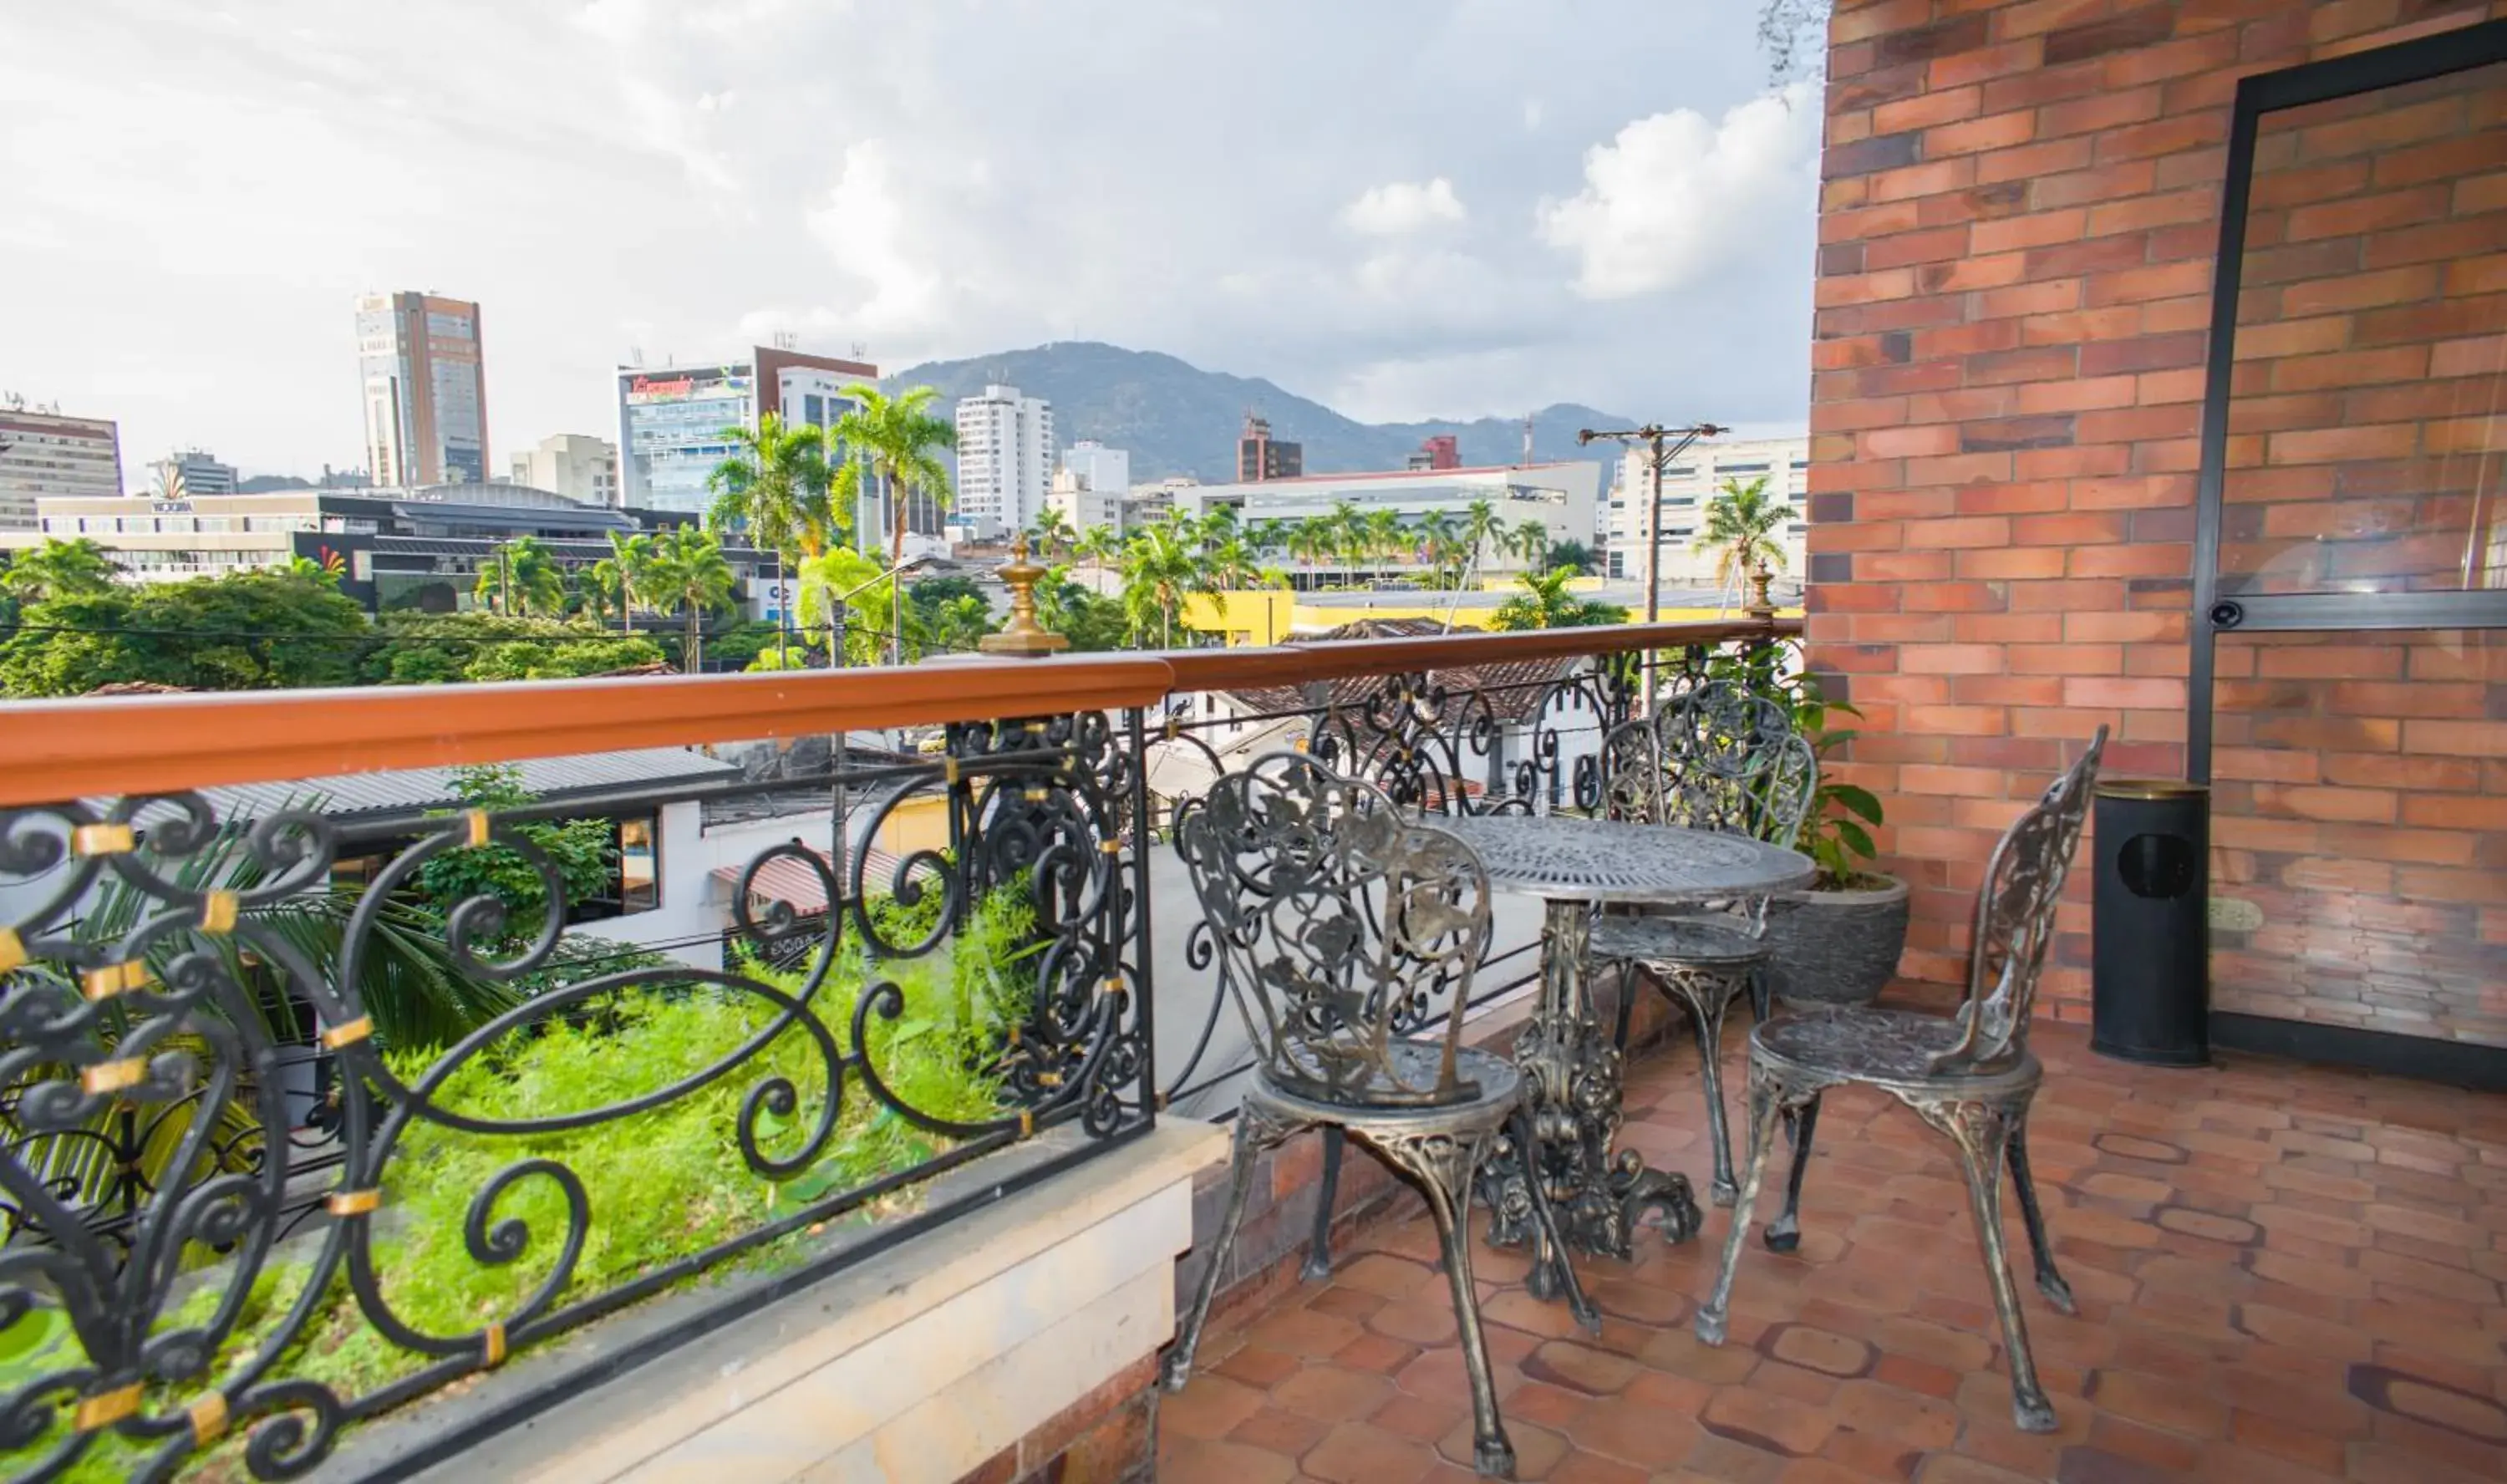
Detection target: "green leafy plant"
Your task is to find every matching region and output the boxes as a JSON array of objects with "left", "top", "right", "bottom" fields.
[
  {"left": 1, "top": 882, "right": 1031, "bottom": 1481},
  {"left": 1704, "top": 642, "right": 1884, "bottom": 891},
  {"left": 414, "top": 765, "right": 618, "bottom": 932}
]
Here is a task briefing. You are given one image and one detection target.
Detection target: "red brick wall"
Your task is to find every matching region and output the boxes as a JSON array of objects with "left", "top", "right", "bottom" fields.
[{"left": 1808, "top": 0, "right": 2507, "bottom": 1014}]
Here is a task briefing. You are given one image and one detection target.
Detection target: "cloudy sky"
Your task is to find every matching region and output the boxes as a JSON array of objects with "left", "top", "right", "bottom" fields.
[{"left": 3, "top": 0, "right": 1821, "bottom": 481}]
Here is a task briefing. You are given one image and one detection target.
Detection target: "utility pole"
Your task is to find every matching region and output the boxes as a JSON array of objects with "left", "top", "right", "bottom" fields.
[{"left": 1577, "top": 422, "right": 1725, "bottom": 713}]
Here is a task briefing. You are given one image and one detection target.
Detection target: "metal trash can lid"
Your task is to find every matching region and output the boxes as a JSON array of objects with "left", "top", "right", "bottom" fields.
[{"left": 2095, "top": 777, "right": 2209, "bottom": 800}]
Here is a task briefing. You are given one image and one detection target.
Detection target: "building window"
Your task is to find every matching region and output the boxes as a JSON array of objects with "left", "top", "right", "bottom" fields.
[
  {"left": 618, "top": 816, "right": 659, "bottom": 913},
  {"left": 1719, "top": 462, "right": 1770, "bottom": 474}
]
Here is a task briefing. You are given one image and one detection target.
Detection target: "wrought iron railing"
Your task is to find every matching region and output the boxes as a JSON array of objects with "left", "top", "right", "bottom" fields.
[{"left": 0, "top": 619, "right": 1790, "bottom": 1482}]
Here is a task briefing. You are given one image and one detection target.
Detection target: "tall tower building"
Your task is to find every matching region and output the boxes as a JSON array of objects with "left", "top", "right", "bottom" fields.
[
  {"left": 0, "top": 407, "right": 122, "bottom": 530},
  {"left": 1237, "top": 414, "right": 1301, "bottom": 482},
  {"left": 953, "top": 384, "right": 1055, "bottom": 538},
  {"left": 356, "top": 291, "right": 488, "bottom": 485}
]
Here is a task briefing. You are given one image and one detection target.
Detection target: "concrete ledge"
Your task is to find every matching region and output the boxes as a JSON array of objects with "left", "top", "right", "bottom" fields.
[{"left": 404, "top": 1119, "right": 1225, "bottom": 1484}]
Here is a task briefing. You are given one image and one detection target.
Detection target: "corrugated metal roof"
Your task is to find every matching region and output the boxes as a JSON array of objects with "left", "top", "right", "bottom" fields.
[
  {"left": 710, "top": 846, "right": 903, "bottom": 912},
  {"left": 197, "top": 748, "right": 743, "bottom": 824}
]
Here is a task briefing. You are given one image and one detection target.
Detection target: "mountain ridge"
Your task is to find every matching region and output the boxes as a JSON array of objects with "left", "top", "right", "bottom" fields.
[{"left": 887, "top": 341, "right": 1634, "bottom": 484}]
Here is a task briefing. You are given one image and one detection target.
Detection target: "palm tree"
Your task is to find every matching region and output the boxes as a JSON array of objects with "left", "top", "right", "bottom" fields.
[
  {"left": 1326, "top": 501, "right": 1366, "bottom": 577},
  {"left": 1460, "top": 499, "right": 1502, "bottom": 581},
  {"left": 1362, "top": 508, "right": 1404, "bottom": 572},
  {"left": 1489, "top": 567, "right": 1624, "bottom": 631},
  {"left": 1248, "top": 517, "right": 1291, "bottom": 562},
  {"left": 1416, "top": 511, "right": 1461, "bottom": 587},
  {"left": 474, "top": 536, "right": 567, "bottom": 616},
  {"left": 929, "top": 593, "right": 998, "bottom": 653},
  {"left": 580, "top": 559, "right": 628, "bottom": 629},
  {"left": 1119, "top": 519, "right": 1206, "bottom": 648},
  {"left": 829, "top": 384, "right": 956, "bottom": 663},
  {"left": 1075, "top": 523, "right": 1124, "bottom": 568},
  {"left": 0, "top": 536, "right": 120, "bottom": 605},
  {"left": 1696, "top": 475, "right": 1789, "bottom": 602},
  {"left": 648, "top": 527, "right": 738, "bottom": 673},
  {"left": 704, "top": 412, "right": 837, "bottom": 562},
  {"left": 1513, "top": 518, "right": 1553, "bottom": 573},
  {"left": 1030, "top": 506, "right": 1076, "bottom": 560},
  {"left": 1284, "top": 518, "right": 1329, "bottom": 588},
  {"left": 604, "top": 531, "right": 658, "bottom": 635}
]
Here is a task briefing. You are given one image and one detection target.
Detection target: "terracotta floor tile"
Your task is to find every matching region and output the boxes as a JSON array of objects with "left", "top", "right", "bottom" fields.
[
  {"left": 1224, "top": 1403, "right": 1330, "bottom": 1457},
  {"left": 1304, "top": 1420, "right": 1436, "bottom": 1484},
  {"left": 1157, "top": 1022, "right": 2504, "bottom": 1484}
]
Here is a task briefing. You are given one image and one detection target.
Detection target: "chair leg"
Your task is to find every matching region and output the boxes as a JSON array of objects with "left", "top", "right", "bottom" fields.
[
  {"left": 2006, "top": 1103, "right": 2076, "bottom": 1315},
  {"left": 1165, "top": 1109, "right": 1293, "bottom": 1393},
  {"left": 1660, "top": 968, "right": 1741, "bottom": 1207},
  {"left": 1939, "top": 1098, "right": 2058, "bottom": 1434},
  {"left": 1374, "top": 1128, "right": 1516, "bottom": 1478},
  {"left": 1695, "top": 1067, "right": 1783, "bottom": 1347},
  {"left": 1763, "top": 1090, "right": 1821, "bottom": 1253},
  {"left": 1610, "top": 958, "right": 1638, "bottom": 1054},
  {"left": 1302, "top": 1126, "right": 1345, "bottom": 1282}
]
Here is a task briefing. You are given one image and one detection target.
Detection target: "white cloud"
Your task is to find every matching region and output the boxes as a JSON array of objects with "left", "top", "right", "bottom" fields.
[
  {"left": 1340, "top": 177, "right": 1466, "bottom": 236},
  {"left": 2, "top": 0, "right": 1814, "bottom": 477},
  {"left": 1538, "top": 83, "right": 1819, "bottom": 300}
]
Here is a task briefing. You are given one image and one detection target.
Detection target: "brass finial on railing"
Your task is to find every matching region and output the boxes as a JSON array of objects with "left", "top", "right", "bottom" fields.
[
  {"left": 1745, "top": 560, "right": 1777, "bottom": 620},
  {"left": 979, "top": 533, "right": 1071, "bottom": 658}
]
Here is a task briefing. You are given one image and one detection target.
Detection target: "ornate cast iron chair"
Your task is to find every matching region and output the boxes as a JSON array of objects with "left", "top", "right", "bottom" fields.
[
  {"left": 1589, "top": 680, "right": 1818, "bottom": 1206},
  {"left": 1695, "top": 729, "right": 2107, "bottom": 1435},
  {"left": 1163, "top": 752, "right": 1575, "bottom": 1479}
]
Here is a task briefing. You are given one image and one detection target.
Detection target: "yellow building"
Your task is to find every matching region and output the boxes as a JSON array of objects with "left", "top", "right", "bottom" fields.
[{"left": 1177, "top": 586, "right": 1798, "bottom": 646}]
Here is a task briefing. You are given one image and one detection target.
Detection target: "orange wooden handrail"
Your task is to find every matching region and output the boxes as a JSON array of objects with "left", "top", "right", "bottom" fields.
[{"left": 0, "top": 617, "right": 1801, "bottom": 806}]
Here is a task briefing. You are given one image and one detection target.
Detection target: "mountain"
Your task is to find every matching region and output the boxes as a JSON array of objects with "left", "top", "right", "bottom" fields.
[{"left": 887, "top": 342, "right": 1633, "bottom": 484}]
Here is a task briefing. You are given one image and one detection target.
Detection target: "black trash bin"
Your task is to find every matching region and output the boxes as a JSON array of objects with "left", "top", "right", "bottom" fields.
[{"left": 2090, "top": 779, "right": 2210, "bottom": 1067}]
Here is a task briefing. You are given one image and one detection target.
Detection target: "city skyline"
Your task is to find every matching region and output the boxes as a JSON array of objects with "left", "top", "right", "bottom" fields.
[{"left": 2, "top": 1, "right": 1818, "bottom": 483}]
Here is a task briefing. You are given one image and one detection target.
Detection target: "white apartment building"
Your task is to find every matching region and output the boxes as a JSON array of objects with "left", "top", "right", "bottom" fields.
[
  {"left": 1049, "top": 441, "right": 1131, "bottom": 533},
  {"left": 0, "top": 409, "right": 122, "bottom": 530},
  {"left": 1607, "top": 431, "right": 1811, "bottom": 587},
  {"left": 1048, "top": 469, "right": 1121, "bottom": 533},
  {"left": 511, "top": 433, "right": 620, "bottom": 506},
  {"left": 953, "top": 384, "right": 1054, "bottom": 538},
  {"left": 151, "top": 449, "right": 237, "bottom": 497}
]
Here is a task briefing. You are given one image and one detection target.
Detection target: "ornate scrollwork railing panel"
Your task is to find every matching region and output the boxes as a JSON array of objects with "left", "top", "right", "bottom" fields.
[{"left": 0, "top": 713, "right": 1153, "bottom": 1482}]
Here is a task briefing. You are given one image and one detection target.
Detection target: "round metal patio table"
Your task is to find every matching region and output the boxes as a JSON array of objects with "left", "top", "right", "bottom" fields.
[{"left": 1429, "top": 813, "right": 1814, "bottom": 1303}]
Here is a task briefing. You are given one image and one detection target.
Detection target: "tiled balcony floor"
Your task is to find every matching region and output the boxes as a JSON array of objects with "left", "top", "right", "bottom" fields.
[{"left": 1157, "top": 1018, "right": 2507, "bottom": 1483}]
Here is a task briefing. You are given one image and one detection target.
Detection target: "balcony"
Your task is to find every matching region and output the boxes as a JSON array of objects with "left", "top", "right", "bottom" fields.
[{"left": 0, "top": 615, "right": 1800, "bottom": 1482}]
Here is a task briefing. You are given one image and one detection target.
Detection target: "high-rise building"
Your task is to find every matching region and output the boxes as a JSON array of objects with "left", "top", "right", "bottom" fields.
[
  {"left": 511, "top": 434, "right": 619, "bottom": 506},
  {"left": 0, "top": 409, "right": 122, "bottom": 530},
  {"left": 953, "top": 384, "right": 1055, "bottom": 538},
  {"left": 356, "top": 292, "right": 489, "bottom": 486},
  {"left": 150, "top": 449, "right": 237, "bottom": 497},
  {"left": 1605, "top": 431, "right": 1810, "bottom": 587},
  {"left": 1406, "top": 435, "right": 1461, "bottom": 471},
  {"left": 1237, "top": 414, "right": 1301, "bottom": 482},
  {"left": 614, "top": 346, "right": 878, "bottom": 516},
  {"left": 1060, "top": 442, "right": 1130, "bottom": 503}
]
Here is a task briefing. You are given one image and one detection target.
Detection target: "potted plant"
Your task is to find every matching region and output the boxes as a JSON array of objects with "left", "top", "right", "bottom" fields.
[{"left": 1706, "top": 645, "right": 1908, "bottom": 1008}]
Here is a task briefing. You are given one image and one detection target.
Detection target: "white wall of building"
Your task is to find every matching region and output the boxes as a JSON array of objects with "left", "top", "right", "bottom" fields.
[
  {"left": 511, "top": 434, "right": 620, "bottom": 506},
  {"left": 1172, "top": 462, "right": 1604, "bottom": 575},
  {"left": 1607, "top": 432, "right": 1810, "bottom": 587},
  {"left": 953, "top": 385, "right": 1054, "bottom": 538}
]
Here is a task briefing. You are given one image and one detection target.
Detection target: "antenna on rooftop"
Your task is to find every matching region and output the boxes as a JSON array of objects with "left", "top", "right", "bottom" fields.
[
  {"left": 1522, "top": 413, "right": 1534, "bottom": 465},
  {"left": 771, "top": 330, "right": 799, "bottom": 351},
  {"left": 850, "top": 342, "right": 869, "bottom": 360},
  {"left": 627, "top": 347, "right": 644, "bottom": 368}
]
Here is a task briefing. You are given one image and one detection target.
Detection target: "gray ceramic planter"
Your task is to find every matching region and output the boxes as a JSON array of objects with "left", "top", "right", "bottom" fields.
[{"left": 1760, "top": 874, "right": 1910, "bottom": 1009}]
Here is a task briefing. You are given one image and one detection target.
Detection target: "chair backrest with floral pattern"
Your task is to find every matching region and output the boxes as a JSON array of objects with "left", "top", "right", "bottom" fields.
[
  {"left": 1929, "top": 728, "right": 2108, "bottom": 1074},
  {"left": 1176, "top": 752, "right": 1493, "bottom": 1107}
]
